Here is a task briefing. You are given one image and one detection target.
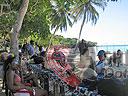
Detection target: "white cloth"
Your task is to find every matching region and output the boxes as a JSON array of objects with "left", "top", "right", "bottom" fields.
[
  {"left": 14, "top": 89, "right": 30, "bottom": 96},
  {"left": 14, "top": 93, "right": 30, "bottom": 96}
]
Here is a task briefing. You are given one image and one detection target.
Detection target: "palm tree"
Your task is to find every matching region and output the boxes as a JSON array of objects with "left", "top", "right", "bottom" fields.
[
  {"left": 45, "top": 0, "right": 117, "bottom": 51},
  {"left": 10, "top": 0, "right": 29, "bottom": 61},
  {"left": 45, "top": 0, "right": 73, "bottom": 52},
  {"left": 72, "top": 0, "right": 107, "bottom": 40}
]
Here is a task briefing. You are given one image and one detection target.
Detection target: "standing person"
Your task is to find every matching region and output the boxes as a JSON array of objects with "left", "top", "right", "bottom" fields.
[
  {"left": 112, "top": 51, "right": 117, "bottom": 66},
  {"left": 39, "top": 45, "right": 45, "bottom": 57},
  {"left": 116, "top": 49, "right": 123, "bottom": 66},
  {"left": 108, "top": 52, "right": 117, "bottom": 66},
  {"left": 78, "top": 39, "right": 88, "bottom": 56},
  {"left": 96, "top": 50, "right": 107, "bottom": 80},
  {"left": 27, "top": 40, "right": 35, "bottom": 57},
  {"left": 35, "top": 42, "right": 39, "bottom": 55}
]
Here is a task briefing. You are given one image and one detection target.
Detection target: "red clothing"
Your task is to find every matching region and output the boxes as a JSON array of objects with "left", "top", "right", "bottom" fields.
[
  {"left": 14, "top": 73, "right": 33, "bottom": 95},
  {"left": 51, "top": 51, "right": 65, "bottom": 63},
  {"left": 14, "top": 73, "right": 22, "bottom": 83}
]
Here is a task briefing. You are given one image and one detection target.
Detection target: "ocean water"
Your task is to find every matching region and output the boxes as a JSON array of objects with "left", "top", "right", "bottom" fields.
[{"left": 96, "top": 45, "right": 128, "bottom": 53}]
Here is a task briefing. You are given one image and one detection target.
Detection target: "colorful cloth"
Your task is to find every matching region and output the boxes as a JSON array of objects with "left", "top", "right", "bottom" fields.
[{"left": 51, "top": 51, "right": 65, "bottom": 64}]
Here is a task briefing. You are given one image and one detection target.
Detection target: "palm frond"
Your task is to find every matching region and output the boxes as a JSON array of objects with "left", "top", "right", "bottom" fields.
[
  {"left": 66, "top": 15, "right": 73, "bottom": 27},
  {"left": 91, "top": 0, "right": 107, "bottom": 10}
]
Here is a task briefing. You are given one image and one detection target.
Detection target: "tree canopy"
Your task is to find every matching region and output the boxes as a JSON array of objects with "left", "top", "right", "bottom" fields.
[{"left": 0, "top": 0, "right": 118, "bottom": 48}]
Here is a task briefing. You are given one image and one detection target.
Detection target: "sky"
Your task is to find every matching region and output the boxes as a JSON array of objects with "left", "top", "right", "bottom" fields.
[{"left": 54, "top": 0, "right": 128, "bottom": 45}]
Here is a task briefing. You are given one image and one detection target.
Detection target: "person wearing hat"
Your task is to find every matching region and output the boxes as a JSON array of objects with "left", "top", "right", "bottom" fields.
[{"left": 96, "top": 50, "right": 107, "bottom": 80}]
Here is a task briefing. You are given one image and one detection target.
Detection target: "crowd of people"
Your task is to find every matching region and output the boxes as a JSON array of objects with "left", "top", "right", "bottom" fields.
[
  {"left": 0, "top": 40, "right": 48, "bottom": 96},
  {"left": 0, "top": 39, "right": 125, "bottom": 96},
  {"left": 92, "top": 49, "right": 123, "bottom": 80},
  {"left": 20, "top": 40, "right": 45, "bottom": 57},
  {"left": 108, "top": 49, "right": 123, "bottom": 66}
]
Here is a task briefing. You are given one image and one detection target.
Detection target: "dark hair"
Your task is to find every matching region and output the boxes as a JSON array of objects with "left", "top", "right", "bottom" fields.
[
  {"left": 4, "top": 55, "right": 15, "bottom": 71},
  {"left": 97, "top": 50, "right": 106, "bottom": 57},
  {"left": 0, "top": 50, "right": 8, "bottom": 53},
  {"left": 31, "top": 55, "right": 44, "bottom": 64},
  {"left": 39, "top": 46, "right": 42, "bottom": 51},
  {"left": 19, "top": 45, "right": 22, "bottom": 49},
  {"left": 117, "top": 49, "right": 121, "bottom": 52},
  {"left": 30, "top": 40, "right": 34, "bottom": 45}
]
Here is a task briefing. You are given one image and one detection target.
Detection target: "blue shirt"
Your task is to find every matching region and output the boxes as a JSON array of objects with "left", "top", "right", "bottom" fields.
[
  {"left": 27, "top": 44, "right": 35, "bottom": 56},
  {"left": 96, "top": 61, "right": 105, "bottom": 80}
]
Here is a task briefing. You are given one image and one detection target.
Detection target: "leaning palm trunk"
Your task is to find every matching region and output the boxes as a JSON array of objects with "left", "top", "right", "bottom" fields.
[
  {"left": 46, "top": 27, "right": 58, "bottom": 54},
  {"left": 74, "top": 7, "right": 87, "bottom": 51},
  {"left": 9, "top": 0, "right": 29, "bottom": 61},
  {"left": 45, "top": 28, "right": 58, "bottom": 69},
  {"left": 78, "top": 7, "right": 87, "bottom": 40}
]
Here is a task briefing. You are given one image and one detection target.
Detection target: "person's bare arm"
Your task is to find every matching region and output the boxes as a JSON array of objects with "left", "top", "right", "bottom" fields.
[{"left": 24, "top": 73, "right": 35, "bottom": 81}]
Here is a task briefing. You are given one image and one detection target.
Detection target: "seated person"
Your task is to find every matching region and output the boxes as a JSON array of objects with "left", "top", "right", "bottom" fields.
[
  {"left": 21, "top": 55, "right": 44, "bottom": 87},
  {"left": 5, "top": 54, "right": 48, "bottom": 96},
  {"left": 23, "top": 69, "right": 39, "bottom": 87},
  {"left": 96, "top": 50, "right": 108, "bottom": 79},
  {"left": 51, "top": 46, "right": 65, "bottom": 67},
  {"left": 30, "top": 55, "right": 45, "bottom": 69}
]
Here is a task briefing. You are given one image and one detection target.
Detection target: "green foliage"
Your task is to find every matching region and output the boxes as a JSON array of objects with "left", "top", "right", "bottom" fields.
[
  {"left": 20, "top": 13, "right": 50, "bottom": 39},
  {"left": 71, "top": 0, "right": 107, "bottom": 25},
  {"left": 0, "top": 0, "right": 118, "bottom": 48},
  {"left": 47, "top": 0, "right": 73, "bottom": 32},
  {"left": 51, "top": 35, "right": 77, "bottom": 47},
  {"left": 62, "top": 38, "right": 77, "bottom": 47},
  {"left": 0, "top": 0, "right": 22, "bottom": 37},
  {"left": 1, "top": 0, "right": 22, "bottom": 11},
  {"left": 86, "top": 41, "right": 97, "bottom": 47},
  {"left": 0, "top": 12, "right": 17, "bottom": 35},
  {"left": 0, "top": 0, "right": 51, "bottom": 47},
  {"left": 19, "top": 0, "right": 50, "bottom": 42}
]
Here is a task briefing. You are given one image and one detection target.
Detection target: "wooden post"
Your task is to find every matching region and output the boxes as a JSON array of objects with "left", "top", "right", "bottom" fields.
[
  {"left": 53, "top": 82, "right": 59, "bottom": 96},
  {"left": 60, "top": 85, "right": 65, "bottom": 96},
  {"left": 44, "top": 77, "right": 49, "bottom": 94}
]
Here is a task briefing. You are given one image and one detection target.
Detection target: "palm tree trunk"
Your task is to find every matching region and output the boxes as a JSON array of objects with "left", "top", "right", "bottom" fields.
[
  {"left": 9, "top": 0, "right": 29, "bottom": 61},
  {"left": 46, "top": 27, "right": 58, "bottom": 53},
  {"left": 79, "top": 7, "right": 87, "bottom": 40},
  {"left": 74, "top": 7, "right": 87, "bottom": 51}
]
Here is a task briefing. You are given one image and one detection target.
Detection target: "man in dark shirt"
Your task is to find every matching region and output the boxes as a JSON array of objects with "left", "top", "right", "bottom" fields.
[{"left": 78, "top": 39, "right": 88, "bottom": 56}]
